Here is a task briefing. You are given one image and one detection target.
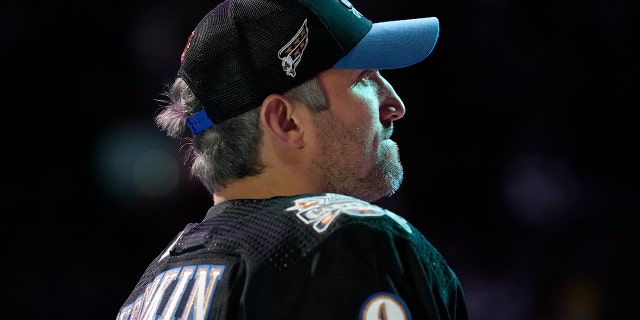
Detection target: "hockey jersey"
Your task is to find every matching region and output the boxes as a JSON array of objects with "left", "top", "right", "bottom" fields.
[{"left": 116, "top": 193, "right": 469, "bottom": 320}]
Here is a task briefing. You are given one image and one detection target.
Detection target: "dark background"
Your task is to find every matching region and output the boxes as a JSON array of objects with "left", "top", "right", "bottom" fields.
[{"left": 4, "top": 0, "right": 638, "bottom": 319}]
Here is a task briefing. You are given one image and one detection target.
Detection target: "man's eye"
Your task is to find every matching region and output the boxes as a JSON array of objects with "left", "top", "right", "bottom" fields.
[{"left": 360, "top": 70, "right": 373, "bottom": 82}]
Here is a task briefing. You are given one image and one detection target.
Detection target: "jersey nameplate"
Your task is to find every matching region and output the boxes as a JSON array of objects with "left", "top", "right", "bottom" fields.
[{"left": 116, "top": 265, "right": 225, "bottom": 320}]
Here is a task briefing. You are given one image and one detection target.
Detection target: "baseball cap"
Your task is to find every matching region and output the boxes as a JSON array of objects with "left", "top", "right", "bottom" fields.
[{"left": 179, "top": 0, "right": 440, "bottom": 134}]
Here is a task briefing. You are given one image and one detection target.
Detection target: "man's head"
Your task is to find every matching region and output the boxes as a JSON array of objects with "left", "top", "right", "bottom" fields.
[{"left": 155, "top": 0, "right": 440, "bottom": 202}]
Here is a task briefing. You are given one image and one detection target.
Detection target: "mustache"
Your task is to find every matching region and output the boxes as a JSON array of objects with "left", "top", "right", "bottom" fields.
[{"left": 381, "top": 122, "right": 394, "bottom": 140}]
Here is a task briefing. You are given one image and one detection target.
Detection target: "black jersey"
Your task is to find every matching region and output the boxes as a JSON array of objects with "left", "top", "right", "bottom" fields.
[{"left": 116, "top": 193, "right": 469, "bottom": 320}]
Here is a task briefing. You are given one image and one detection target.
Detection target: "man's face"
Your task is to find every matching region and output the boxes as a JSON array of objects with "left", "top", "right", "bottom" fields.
[{"left": 311, "top": 68, "right": 407, "bottom": 202}]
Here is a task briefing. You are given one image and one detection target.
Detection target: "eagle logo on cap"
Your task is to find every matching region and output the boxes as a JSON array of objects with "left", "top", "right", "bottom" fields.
[{"left": 278, "top": 19, "right": 309, "bottom": 77}]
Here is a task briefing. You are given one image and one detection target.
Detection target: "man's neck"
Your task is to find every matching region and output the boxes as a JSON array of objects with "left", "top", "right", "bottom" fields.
[{"left": 212, "top": 171, "right": 323, "bottom": 205}]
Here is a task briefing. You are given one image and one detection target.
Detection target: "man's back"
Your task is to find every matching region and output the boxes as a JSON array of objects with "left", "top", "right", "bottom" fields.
[{"left": 116, "top": 193, "right": 468, "bottom": 320}]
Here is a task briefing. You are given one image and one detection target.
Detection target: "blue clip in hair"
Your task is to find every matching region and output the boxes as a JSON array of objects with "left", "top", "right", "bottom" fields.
[{"left": 186, "top": 109, "right": 214, "bottom": 134}]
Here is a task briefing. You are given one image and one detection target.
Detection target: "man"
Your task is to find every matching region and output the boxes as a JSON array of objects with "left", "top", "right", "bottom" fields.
[{"left": 117, "top": 0, "right": 469, "bottom": 319}]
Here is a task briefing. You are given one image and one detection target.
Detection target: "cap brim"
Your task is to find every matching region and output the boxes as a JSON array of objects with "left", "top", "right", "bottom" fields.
[{"left": 333, "top": 17, "right": 439, "bottom": 70}]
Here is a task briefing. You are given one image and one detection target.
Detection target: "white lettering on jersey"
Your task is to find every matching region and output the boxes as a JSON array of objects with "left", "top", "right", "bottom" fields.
[
  {"left": 287, "top": 193, "right": 411, "bottom": 233},
  {"left": 360, "top": 292, "right": 411, "bottom": 320},
  {"left": 116, "top": 265, "right": 225, "bottom": 320}
]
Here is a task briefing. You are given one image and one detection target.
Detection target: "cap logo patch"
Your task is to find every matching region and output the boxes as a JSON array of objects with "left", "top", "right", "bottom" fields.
[{"left": 278, "top": 19, "right": 309, "bottom": 77}]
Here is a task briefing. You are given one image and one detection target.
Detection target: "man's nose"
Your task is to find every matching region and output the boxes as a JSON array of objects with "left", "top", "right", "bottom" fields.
[{"left": 375, "top": 73, "right": 406, "bottom": 123}]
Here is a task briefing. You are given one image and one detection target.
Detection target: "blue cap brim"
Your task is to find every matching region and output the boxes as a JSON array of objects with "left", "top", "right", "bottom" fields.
[{"left": 333, "top": 17, "right": 439, "bottom": 70}]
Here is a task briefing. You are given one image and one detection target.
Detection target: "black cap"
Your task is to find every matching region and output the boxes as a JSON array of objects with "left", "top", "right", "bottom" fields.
[{"left": 178, "top": 0, "right": 439, "bottom": 134}]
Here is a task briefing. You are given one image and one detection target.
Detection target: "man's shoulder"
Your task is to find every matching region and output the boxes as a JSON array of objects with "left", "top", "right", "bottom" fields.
[
  {"left": 175, "top": 193, "right": 417, "bottom": 264},
  {"left": 195, "top": 193, "right": 414, "bottom": 249}
]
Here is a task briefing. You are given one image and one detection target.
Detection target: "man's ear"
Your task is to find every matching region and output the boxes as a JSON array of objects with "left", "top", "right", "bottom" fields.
[{"left": 260, "top": 94, "right": 305, "bottom": 148}]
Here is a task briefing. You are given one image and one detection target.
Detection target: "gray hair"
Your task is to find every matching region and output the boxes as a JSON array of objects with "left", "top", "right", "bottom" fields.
[{"left": 154, "top": 77, "right": 328, "bottom": 193}]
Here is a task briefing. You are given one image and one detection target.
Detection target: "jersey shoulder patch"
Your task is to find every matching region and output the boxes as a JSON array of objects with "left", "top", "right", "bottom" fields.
[{"left": 286, "top": 193, "right": 411, "bottom": 234}]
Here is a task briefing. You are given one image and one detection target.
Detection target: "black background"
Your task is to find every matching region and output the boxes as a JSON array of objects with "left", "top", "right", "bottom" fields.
[{"left": 4, "top": 0, "right": 638, "bottom": 319}]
